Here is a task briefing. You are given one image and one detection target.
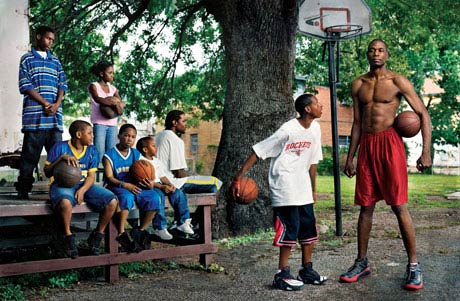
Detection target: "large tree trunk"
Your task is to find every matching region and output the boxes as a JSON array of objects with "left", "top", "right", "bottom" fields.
[{"left": 206, "top": 0, "right": 298, "bottom": 237}]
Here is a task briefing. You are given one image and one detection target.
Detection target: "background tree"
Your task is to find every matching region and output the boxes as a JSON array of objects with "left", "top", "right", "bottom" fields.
[{"left": 30, "top": 0, "right": 459, "bottom": 236}]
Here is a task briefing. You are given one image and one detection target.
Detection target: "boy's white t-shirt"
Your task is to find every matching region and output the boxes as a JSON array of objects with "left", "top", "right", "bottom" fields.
[
  {"left": 252, "top": 118, "right": 323, "bottom": 207},
  {"left": 140, "top": 155, "right": 168, "bottom": 184}
]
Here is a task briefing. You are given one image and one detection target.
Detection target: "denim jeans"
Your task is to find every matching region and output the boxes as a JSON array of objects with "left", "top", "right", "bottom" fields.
[
  {"left": 93, "top": 123, "right": 118, "bottom": 164},
  {"left": 152, "top": 188, "right": 190, "bottom": 230},
  {"left": 16, "top": 130, "right": 62, "bottom": 193}
]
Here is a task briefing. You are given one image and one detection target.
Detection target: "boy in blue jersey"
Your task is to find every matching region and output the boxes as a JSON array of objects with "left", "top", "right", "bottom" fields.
[
  {"left": 44, "top": 120, "right": 117, "bottom": 259},
  {"left": 103, "top": 124, "right": 162, "bottom": 252},
  {"left": 16, "top": 25, "right": 68, "bottom": 200}
]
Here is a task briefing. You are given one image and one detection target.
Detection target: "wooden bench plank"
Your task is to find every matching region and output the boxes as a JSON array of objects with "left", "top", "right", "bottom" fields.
[{"left": 0, "top": 193, "right": 217, "bottom": 217}]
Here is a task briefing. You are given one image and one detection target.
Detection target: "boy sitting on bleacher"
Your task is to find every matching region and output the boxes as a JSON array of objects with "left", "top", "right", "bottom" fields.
[{"left": 44, "top": 120, "right": 117, "bottom": 258}]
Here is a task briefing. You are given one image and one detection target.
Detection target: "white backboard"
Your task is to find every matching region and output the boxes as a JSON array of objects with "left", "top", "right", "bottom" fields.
[{"left": 298, "top": 0, "right": 372, "bottom": 40}]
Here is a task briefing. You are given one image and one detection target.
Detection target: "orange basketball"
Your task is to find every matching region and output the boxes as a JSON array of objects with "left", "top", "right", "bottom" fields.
[
  {"left": 394, "top": 111, "right": 421, "bottom": 138},
  {"left": 234, "top": 177, "right": 259, "bottom": 205},
  {"left": 130, "top": 160, "right": 155, "bottom": 183}
]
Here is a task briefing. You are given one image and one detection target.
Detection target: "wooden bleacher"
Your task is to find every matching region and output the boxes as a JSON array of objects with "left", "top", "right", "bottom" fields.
[{"left": 0, "top": 182, "right": 218, "bottom": 282}]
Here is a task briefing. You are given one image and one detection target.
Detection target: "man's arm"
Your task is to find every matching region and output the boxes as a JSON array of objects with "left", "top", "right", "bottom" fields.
[
  {"left": 395, "top": 75, "right": 432, "bottom": 172},
  {"left": 172, "top": 169, "right": 189, "bottom": 178},
  {"left": 24, "top": 89, "right": 50, "bottom": 108},
  {"left": 344, "top": 79, "right": 363, "bottom": 178}
]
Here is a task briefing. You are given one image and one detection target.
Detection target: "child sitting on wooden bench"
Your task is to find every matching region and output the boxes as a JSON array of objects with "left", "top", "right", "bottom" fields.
[{"left": 44, "top": 120, "right": 118, "bottom": 259}]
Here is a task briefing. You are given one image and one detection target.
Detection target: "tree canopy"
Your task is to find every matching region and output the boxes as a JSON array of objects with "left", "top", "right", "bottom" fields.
[{"left": 30, "top": 0, "right": 459, "bottom": 146}]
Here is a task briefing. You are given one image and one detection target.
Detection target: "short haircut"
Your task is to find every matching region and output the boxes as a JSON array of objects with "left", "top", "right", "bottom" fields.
[
  {"left": 165, "top": 110, "right": 185, "bottom": 129},
  {"left": 295, "top": 93, "right": 315, "bottom": 116},
  {"left": 368, "top": 39, "right": 388, "bottom": 51},
  {"left": 90, "top": 60, "right": 114, "bottom": 77},
  {"left": 36, "top": 25, "right": 55, "bottom": 37},
  {"left": 69, "top": 120, "right": 91, "bottom": 138},
  {"left": 119, "top": 123, "right": 137, "bottom": 135},
  {"left": 136, "top": 136, "right": 153, "bottom": 154}
]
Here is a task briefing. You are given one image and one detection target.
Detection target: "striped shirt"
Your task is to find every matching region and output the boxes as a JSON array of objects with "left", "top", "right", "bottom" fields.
[{"left": 18, "top": 47, "right": 67, "bottom": 132}]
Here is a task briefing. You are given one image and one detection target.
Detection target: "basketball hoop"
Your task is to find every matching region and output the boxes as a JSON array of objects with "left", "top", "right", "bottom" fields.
[{"left": 325, "top": 24, "right": 363, "bottom": 41}]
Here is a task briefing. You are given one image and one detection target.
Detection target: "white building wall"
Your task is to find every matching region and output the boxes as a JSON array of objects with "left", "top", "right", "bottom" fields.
[{"left": 0, "top": 0, "right": 29, "bottom": 154}]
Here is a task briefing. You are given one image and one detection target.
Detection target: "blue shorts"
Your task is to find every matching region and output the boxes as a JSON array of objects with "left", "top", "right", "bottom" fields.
[
  {"left": 273, "top": 204, "right": 318, "bottom": 247},
  {"left": 49, "top": 183, "right": 116, "bottom": 211},
  {"left": 109, "top": 186, "right": 161, "bottom": 211}
]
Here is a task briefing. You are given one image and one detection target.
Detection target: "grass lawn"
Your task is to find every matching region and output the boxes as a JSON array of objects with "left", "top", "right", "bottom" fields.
[{"left": 316, "top": 174, "right": 459, "bottom": 211}]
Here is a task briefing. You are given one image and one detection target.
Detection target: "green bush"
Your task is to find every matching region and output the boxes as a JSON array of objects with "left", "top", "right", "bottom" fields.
[{"left": 0, "top": 284, "right": 25, "bottom": 301}]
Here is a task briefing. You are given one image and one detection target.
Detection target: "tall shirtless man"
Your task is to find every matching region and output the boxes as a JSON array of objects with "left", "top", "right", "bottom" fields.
[{"left": 339, "top": 39, "right": 432, "bottom": 290}]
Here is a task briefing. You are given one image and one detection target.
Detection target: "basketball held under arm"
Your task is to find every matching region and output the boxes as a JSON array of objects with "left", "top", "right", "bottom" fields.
[{"left": 394, "top": 75, "right": 432, "bottom": 170}]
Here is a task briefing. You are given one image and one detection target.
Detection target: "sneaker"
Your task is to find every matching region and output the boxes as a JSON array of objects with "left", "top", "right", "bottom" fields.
[
  {"left": 176, "top": 218, "right": 194, "bottom": 235},
  {"left": 64, "top": 234, "right": 78, "bottom": 259},
  {"left": 404, "top": 263, "right": 423, "bottom": 290},
  {"left": 272, "top": 266, "right": 304, "bottom": 291},
  {"left": 116, "top": 232, "right": 134, "bottom": 252},
  {"left": 152, "top": 229, "right": 173, "bottom": 240},
  {"left": 297, "top": 262, "right": 328, "bottom": 285},
  {"left": 339, "top": 258, "right": 371, "bottom": 283},
  {"left": 87, "top": 230, "right": 104, "bottom": 256},
  {"left": 130, "top": 228, "right": 150, "bottom": 252}
]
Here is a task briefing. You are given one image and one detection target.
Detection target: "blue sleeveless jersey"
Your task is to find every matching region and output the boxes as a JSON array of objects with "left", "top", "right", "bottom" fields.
[
  {"left": 104, "top": 147, "right": 141, "bottom": 184},
  {"left": 45, "top": 140, "right": 99, "bottom": 183}
]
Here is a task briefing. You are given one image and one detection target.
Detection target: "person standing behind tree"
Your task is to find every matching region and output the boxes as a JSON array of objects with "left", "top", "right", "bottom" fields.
[
  {"left": 15, "top": 25, "right": 67, "bottom": 200},
  {"left": 89, "top": 60, "right": 125, "bottom": 164},
  {"left": 339, "top": 39, "right": 432, "bottom": 291}
]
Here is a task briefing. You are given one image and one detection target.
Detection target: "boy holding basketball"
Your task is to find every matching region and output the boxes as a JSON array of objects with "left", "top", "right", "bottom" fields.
[
  {"left": 44, "top": 120, "right": 117, "bottom": 258},
  {"left": 340, "top": 39, "right": 431, "bottom": 290},
  {"left": 136, "top": 136, "right": 192, "bottom": 240},
  {"left": 232, "top": 94, "right": 327, "bottom": 291},
  {"left": 103, "top": 124, "right": 162, "bottom": 252}
]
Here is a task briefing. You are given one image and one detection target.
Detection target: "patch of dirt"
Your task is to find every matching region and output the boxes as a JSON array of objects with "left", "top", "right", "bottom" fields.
[{"left": 28, "top": 207, "right": 460, "bottom": 301}]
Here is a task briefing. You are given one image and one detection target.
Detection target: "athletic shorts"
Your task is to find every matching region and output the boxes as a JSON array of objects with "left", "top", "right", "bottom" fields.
[
  {"left": 273, "top": 204, "right": 318, "bottom": 247},
  {"left": 355, "top": 127, "right": 408, "bottom": 206},
  {"left": 49, "top": 183, "right": 115, "bottom": 211},
  {"left": 109, "top": 186, "right": 161, "bottom": 211}
]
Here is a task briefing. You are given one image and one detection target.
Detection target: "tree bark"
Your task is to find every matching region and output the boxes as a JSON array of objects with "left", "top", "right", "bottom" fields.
[{"left": 205, "top": 0, "right": 298, "bottom": 237}]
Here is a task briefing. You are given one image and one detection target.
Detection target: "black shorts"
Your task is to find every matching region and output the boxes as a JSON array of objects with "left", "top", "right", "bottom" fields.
[{"left": 273, "top": 204, "right": 318, "bottom": 247}]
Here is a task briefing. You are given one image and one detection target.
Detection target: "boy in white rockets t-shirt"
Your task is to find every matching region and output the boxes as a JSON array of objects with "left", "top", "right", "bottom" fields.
[{"left": 232, "top": 94, "right": 327, "bottom": 291}]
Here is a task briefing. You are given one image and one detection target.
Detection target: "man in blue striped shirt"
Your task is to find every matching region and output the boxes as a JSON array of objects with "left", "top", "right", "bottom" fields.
[{"left": 15, "top": 25, "right": 68, "bottom": 199}]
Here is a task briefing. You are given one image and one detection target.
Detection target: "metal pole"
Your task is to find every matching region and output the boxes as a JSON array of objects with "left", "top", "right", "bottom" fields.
[{"left": 327, "top": 39, "right": 343, "bottom": 236}]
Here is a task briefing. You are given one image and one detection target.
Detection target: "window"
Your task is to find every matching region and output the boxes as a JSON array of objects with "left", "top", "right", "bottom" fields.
[
  {"left": 190, "top": 134, "right": 198, "bottom": 155},
  {"left": 339, "top": 135, "right": 350, "bottom": 148}
]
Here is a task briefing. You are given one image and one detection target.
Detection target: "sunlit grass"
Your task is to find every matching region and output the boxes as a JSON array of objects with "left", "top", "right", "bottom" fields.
[{"left": 316, "top": 174, "right": 459, "bottom": 210}]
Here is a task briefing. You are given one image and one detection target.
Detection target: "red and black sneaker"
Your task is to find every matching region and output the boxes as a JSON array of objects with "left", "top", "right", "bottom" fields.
[
  {"left": 339, "top": 258, "right": 371, "bottom": 283},
  {"left": 404, "top": 263, "right": 423, "bottom": 290}
]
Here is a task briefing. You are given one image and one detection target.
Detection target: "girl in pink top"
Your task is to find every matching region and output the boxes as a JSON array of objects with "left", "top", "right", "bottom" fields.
[{"left": 89, "top": 60, "right": 125, "bottom": 163}]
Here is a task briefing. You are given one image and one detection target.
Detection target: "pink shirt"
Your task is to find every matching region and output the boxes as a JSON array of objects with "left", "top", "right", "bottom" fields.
[{"left": 89, "top": 82, "right": 118, "bottom": 126}]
